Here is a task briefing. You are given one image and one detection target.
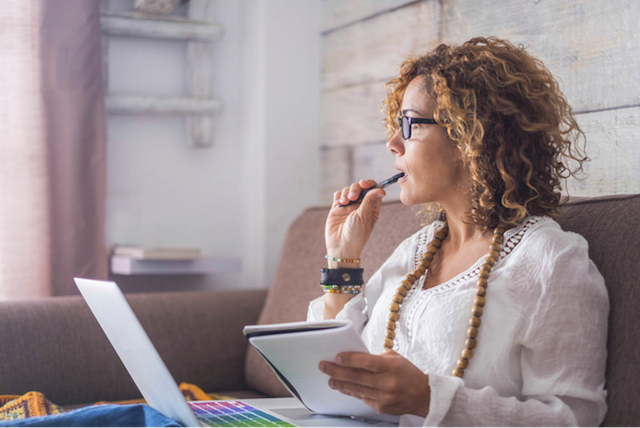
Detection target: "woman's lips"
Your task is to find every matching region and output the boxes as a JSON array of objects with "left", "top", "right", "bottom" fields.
[{"left": 398, "top": 173, "right": 409, "bottom": 183}]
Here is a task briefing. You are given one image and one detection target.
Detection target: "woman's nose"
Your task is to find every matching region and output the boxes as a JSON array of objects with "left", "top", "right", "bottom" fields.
[{"left": 386, "top": 129, "right": 404, "bottom": 156}]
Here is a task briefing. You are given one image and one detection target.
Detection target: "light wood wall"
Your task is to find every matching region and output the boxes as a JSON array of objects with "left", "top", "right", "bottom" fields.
[{"left": 319, "top": 0, "right": 640, "bottom": 204}]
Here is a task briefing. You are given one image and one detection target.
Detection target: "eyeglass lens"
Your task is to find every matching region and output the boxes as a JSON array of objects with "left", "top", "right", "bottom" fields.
[{"left": 402, "top": 117, "right": 411, "bottom": 140}]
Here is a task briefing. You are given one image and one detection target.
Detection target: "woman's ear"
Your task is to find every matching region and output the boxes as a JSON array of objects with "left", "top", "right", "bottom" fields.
[
  {"left": 454, "top": 142, "right": 472, "bottom": 165},
  {"left": 462, "top": 151, "right": 473, "bottom": 166}
]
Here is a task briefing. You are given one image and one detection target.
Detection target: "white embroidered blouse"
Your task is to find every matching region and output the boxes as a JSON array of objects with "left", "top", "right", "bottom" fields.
[{"left": 307, "top": 216, "right": 609, "bottom": 427}]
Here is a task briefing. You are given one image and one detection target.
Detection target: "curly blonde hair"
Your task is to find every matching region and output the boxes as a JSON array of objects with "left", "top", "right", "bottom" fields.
[{"left": 383, "top": 37, "right": 587, "bottom": 230}]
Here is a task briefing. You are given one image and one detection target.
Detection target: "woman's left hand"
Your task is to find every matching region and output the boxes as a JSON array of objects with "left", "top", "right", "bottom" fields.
[{"left": 319, "top": 350, "right": 431, "bottom": 417}]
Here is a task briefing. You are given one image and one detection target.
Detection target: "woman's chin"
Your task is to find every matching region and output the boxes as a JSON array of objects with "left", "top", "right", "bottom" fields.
[
  {"left": 400, "top": 190, "right": 433, "bottom": 207},
  {"left": 399, "top": 192, "right": 417, "bottom": 206}
]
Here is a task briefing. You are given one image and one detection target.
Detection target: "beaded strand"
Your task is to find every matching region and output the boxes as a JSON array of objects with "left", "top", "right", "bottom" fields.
[
  {"left": 384, "top": 223, "right": 506, "bottom": 379},
  {"left": 321, "top": 284, "right": 362, "bottom": 294},
  {"left": 383, "top": 223, "right": 448, "bottom": 351},
  {"left": 325, "top": 255, "right": 362, "bottom": 264},
  {"left": 451, "top": 225, "right": 504, "bottom": 378}
]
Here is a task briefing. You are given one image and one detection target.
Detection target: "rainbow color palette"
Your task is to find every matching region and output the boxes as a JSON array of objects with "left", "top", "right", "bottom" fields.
[{"left": 189, "top": 401, "right": 296, "bottom": 427}]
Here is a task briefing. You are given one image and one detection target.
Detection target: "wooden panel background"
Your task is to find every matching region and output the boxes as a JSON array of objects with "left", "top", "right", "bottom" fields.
[
  {"left": 322, "top": 0, "right": 419, "bottom": 32},
  {"left": 320, "top": 147, "right": 352, "bottom": 200},
  {"left": 322, "top": 1, "right": 440, "bottom": 91},
  {"left": 320, "top": 0, "right": 640, "bottom": 205},
  {"left": 567, "top": 107, "right": 640, "bottom": 196},
  {"left": 322, "top": 82, "right": 387, "bottom": 147},
  {"left": 441, "top": 0, "right": 640, "bottom": 113}
]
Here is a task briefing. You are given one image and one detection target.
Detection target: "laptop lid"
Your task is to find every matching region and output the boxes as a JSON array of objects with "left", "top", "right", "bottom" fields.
[
  {"left": 75, "top": 278, "right": 387, "bottom": 427},
  {"left": 74, "top": 278, "right": 201, "bottom": 427}
]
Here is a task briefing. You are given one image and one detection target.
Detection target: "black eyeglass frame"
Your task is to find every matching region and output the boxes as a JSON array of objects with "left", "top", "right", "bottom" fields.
[{"left": 397, "top": 116, "right": 438, "bottom": 140}]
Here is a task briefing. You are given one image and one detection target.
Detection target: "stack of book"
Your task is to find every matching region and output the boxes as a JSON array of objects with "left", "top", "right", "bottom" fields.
[{"left": 112, "top": 246, "right": 202, "bottom": 260}]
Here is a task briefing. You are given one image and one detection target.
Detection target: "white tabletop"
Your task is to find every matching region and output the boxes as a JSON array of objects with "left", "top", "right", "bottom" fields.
[{"left": 239, "top": 397, "right": 398, "bottom": 427}]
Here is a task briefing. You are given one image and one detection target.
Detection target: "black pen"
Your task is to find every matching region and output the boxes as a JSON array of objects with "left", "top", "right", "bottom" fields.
[{"left": 338, "top": 172, "right": 405, "bottom": 207}]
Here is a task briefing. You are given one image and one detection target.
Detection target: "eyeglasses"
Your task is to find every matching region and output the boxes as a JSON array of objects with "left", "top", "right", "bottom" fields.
[{"left": 397, "top": 116, "right": 438, "bottom": 140}]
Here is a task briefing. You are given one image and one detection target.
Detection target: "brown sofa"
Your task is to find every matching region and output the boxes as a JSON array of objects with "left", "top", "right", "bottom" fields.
[{"left": 1, "top": 195, "right": 639, "bottom": 426}]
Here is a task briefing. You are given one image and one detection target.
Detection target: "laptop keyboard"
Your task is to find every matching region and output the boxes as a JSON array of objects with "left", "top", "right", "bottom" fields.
[{"left": 189, "top": 401, "right": 296, "bottom": 427}]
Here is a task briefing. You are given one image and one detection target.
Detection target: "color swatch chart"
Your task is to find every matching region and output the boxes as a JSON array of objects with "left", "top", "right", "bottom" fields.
[{"left": 189, "top": 400, "right": 296, "bottom": 427}]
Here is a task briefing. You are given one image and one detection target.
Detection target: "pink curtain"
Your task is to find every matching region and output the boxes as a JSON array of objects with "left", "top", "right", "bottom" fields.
[{"left": 0, "top": 0, "right": 107, "bottom": 299}]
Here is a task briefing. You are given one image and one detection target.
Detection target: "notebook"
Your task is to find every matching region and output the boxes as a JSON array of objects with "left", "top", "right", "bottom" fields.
[
  {"left": 74, "top": 278, "right": 387, "bottom": 427},
  {"left": 244, "top": 321, "right": 399, "bottom": 424}
]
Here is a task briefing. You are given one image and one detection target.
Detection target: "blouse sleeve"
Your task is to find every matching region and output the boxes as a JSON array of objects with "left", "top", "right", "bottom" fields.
[
  {"left": 307, "top": 293, "right": 367, "bottom": 332},
  {"left": 421, "top": 229, "right": 609, "bottom": 427}
]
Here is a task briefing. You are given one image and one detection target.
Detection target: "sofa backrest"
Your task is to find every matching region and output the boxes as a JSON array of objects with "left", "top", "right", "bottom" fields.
[
  {"left": 554, "top": 194, "right": 640, "bottom": 427},
  {"left": 0, "top": 289, "right": 266, "bottom": 406},
  {"left": 245, "top": 194, "right": 640, "bottom": 426}
]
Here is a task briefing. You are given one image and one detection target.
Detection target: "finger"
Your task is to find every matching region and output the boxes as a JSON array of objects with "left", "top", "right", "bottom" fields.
[
  {"left": 333, "top": 191, "right": 342, "bottom": 206},
  {"left": 320, "top": 362, "right": 381, "bottom": 389},
  {"left": 358, "top": 179, "right": 378, "bottom": 190},
  {"left": 361, "top": 396, "right": 404, "bottom": 417},
  {"left": 339, "top": 186, "right": 351, "bottom": 205},
  {"left": 328, "top": 378, "right": 380, "bottom": 401},
  {"left": 362, "top": 187, "right": 385, "bottom": 209},
  {"left": 335, "top": 352, "right": 391, "bottom": 373},
  {"left": 348, "top": 182, "right": 364, "bottom": 201}
]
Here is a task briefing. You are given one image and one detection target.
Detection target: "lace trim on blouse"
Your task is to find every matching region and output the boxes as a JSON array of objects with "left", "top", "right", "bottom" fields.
[{"left": 395, "top": 216, "right": 552, "bottom": 355}]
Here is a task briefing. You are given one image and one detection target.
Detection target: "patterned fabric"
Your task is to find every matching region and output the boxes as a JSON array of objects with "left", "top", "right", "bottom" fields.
[
  {"left": 94, "top": 383, "right": 232, "bottom": 406},
  {"left": 0, "top": 392, "right": 64, "bottom": 421},
  {"left": 0, "top": 384, "right": 231, "bottom": 421}
]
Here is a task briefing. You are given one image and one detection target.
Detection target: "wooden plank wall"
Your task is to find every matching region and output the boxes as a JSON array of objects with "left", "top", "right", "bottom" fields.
[{"left": 320, "top": 0, "right": 640, "bottom": 204}]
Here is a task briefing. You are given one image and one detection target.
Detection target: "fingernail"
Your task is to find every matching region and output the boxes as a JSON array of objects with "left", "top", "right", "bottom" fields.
[
  {"left": 335, "top": 355, "right": 342, "bottom": 364},
  {"left": 319, "top": 363, "right": 326, "bottom": 373},
  {"left": 328, "top": 379, "right": 335, "bottom": 389}
]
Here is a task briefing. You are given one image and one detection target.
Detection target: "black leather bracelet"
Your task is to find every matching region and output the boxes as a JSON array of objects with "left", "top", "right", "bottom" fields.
[{"left": 320, "top": 268, "right": 364, "bottom": 286}]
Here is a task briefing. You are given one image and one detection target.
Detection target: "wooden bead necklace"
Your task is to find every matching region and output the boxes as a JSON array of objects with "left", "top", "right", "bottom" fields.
[{"left": 383, "top": 222, "right": 506, "bottom": 378}]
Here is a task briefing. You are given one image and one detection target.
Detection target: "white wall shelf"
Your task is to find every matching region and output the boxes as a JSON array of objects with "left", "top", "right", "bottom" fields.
[
  {"left": 106, "top": 95, "right": 223, "bottom": 115},
  {"left": 101, "top": 12, "right": 223, "bottom": 41},
  {"left": 101, "top": 0, "right": 222, "bottom": 147},
  {"left": 111, "top": 256, "right": 241, "bottom": 275}
]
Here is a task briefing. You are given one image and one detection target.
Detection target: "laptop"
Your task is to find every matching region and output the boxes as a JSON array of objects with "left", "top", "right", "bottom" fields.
[{"left": 74, "top": 278, "right": 389, "bottom": 427}]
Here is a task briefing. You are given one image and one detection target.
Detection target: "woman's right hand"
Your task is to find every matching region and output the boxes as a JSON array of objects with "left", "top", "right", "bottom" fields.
[{"left": 325, "top": 179, "right": 386, "bottom": 261}]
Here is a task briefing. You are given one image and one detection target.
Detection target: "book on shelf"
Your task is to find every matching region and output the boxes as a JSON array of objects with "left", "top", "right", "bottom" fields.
[
  {"left": 112, "top": 246, "right": 202, "bottom": 260},
  {"left": 243, "top": 320, "right": 400, "bottom": 424}
]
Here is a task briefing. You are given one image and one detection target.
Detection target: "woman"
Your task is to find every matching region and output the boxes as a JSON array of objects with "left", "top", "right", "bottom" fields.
[{"left": 308, "top": 37, "right": 608, "bottom": 426}]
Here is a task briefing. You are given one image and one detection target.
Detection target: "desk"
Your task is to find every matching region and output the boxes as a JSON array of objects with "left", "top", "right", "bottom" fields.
[{"left": 238, "top": 397, "right": 398, "bottom": 427}]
